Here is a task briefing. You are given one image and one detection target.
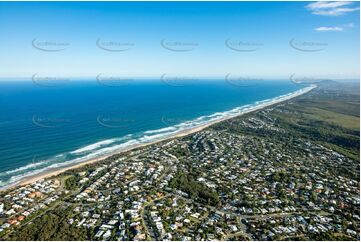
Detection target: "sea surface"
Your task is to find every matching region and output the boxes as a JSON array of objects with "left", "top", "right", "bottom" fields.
[{"left": 0, "top": 79, "right": 303, "bottom": 187}]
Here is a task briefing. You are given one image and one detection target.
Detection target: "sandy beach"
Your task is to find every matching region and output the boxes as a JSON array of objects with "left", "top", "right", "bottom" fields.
[{"left": 2, "top": 85, "right": 316, "bottom": 192}]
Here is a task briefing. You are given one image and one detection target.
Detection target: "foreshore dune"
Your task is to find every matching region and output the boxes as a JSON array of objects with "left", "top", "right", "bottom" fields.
[{"left": 1, "top": 85, "right": 316, "bottom": 192}]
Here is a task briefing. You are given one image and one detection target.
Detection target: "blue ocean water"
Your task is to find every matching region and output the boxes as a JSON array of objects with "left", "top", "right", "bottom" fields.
[{"left": 0, "top": 79, "right": 302, "bottom": 187}]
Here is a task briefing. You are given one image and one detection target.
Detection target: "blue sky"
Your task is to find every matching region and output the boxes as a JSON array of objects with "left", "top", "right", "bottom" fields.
[{"left": 0, "top": 1, "right": 359, "bottom": 80}]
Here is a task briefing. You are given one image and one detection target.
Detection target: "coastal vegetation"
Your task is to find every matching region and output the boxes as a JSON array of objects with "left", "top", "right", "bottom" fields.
[
  {"left": 168, "top": 171, "right": 220, "bottom": 206},
  {"left": 64, "top": 175, "right": 81, "bottom": 190},
  {"left": 6, "top": 206, "right": 88, "bottom": 240}
]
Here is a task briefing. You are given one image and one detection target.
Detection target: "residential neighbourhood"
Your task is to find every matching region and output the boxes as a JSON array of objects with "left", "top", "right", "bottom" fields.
[{"left": 0, "top": 86, "right": 359, "bottom": 241}]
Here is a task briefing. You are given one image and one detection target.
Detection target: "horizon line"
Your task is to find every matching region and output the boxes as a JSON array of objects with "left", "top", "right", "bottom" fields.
[{"left": 0, "top": 76, "right": 359, "bottom": 81}]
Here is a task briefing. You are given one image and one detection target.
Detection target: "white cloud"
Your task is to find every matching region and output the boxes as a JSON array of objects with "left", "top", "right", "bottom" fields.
[
  {"left": 307, "top": 1, "right": 352, "bottom": 10},
  {"left": 315, "top": 26, "right": 343, "bottom": 31},
  {"left": 306, "top": 1, "right": 359, "bottom": 16},
  {"left": 314, "top": 22, "right": 355, "bottom": 32}
]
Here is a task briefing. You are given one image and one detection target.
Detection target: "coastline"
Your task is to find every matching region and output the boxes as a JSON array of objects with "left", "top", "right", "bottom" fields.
[{"left": 1, "top": 85, "right": 316, "bottom": 192}]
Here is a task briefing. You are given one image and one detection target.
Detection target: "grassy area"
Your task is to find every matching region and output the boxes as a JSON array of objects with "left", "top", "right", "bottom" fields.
[
  {"left": 300, "top": 106, "right": 359, "bottom": 130},
  {"left": 267, "top": 82, "right": 359, "bottom": 161}
]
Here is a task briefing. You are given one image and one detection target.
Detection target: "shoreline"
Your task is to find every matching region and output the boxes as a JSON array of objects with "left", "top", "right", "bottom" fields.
[{"left": 1, "top": 85, "right": 316, "bottom": 192}]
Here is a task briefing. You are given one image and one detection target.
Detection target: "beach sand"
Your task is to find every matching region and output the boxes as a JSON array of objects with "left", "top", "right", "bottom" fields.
[{"left": 2, "top": 85, "right": 316, "bottom": 191}]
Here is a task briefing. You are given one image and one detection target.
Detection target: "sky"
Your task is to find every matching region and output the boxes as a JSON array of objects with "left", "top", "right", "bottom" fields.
[{"left": 0, "top": 1, "right": 359, "bottom": 80}]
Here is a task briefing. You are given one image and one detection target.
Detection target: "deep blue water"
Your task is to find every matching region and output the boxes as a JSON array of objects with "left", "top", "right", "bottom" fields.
[{"left": 0, "top": 79, "right": 302, "bottom": 187}]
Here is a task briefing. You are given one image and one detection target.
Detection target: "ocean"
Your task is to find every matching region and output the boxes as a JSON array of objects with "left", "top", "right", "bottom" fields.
[{"left": 0, "top": 79, "right": 304, "bottom": 188}]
